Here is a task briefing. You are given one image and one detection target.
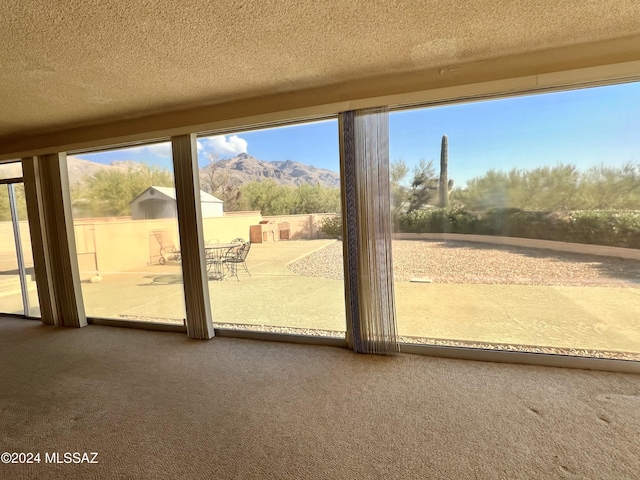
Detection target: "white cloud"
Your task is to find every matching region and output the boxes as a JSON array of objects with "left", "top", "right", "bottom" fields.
[
  {"left": 146, "top": 142, "right": 172, "bottom": 157},
  {"left": 121, "top": 142, "right": 171, "bottom": 158},
  {"left": 201, "top": 135, "right": 248, "bottom": 157},
  {"left": 123, "top": 145, "right": 145, "bottom": 153},
  {"left": 120, "top": 137, "right": 246, "bottom": 166}
]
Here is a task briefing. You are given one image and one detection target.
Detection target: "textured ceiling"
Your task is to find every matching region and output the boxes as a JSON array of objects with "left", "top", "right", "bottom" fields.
[{"left": 1, "top": 0, "right": 640, "bottom": 145}]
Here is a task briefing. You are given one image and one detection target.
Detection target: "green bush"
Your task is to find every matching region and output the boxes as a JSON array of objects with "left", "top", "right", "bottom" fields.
[
  {"left": 567, "top": 211, "right": 640, "bottom": 248},
  {"left": 318, "top": 215, "right": 343, "bottom": 238},
  {"left": 397, "top": 208, "right": 640, "bottom": 249},
  {"left": 397, "top": 210, "right": 430, "bottom": 233},
  {"left": 397, "top": 207, "right": 475, "bottom": 234},
  {"left": 447, "top": 207, "right": 476, "bottom": 233},
  {"left": 476, "top": 208, "right": 522, "bottom": 236}
]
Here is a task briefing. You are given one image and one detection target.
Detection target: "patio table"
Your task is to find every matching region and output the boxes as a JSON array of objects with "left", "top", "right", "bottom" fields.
[{"left": 205, "top": 243, "right": 241, "bottom": 280}]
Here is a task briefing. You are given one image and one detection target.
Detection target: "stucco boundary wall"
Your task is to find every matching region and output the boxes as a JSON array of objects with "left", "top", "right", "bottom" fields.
[
  {"left": 73, "top": 214, "right": 262, "bottom": 276},
  {"left": 262, "top": 213, "right": 337, "bottom": 240},
  {"left": 74, "top": 218, "right": 181, "bottom": 276},
  {"left": 393, "top": 233, "right": 640, "bottom": 260},
  {"left": 68, "top": 212, "right": 337, "bottom": 277},
  {"left": 202, "top": 211, "right": 262, "bottom": 244}
]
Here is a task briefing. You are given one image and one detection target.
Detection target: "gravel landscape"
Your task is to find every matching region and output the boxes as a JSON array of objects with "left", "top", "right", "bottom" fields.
[
  {"left": 287, "top": 239, "right": 640, "bottom": 287},
  {"left": 285, "top": 239, "right": 640, "bottom": 360}
]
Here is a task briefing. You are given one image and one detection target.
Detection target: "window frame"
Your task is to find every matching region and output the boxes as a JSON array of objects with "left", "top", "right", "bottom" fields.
[{"left": 10, "top": 73, "right": 640, "bottom": 373}]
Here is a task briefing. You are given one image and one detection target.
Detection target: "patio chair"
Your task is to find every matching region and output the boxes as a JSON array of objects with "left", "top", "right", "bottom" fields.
[
  {"left": 222, "top": 241, "right": 251, "bottom": 281},
  {"left": 159, "top": 245, "right": 181, "bottom": 264},
  {"left": 225, "top": 237, "right": 245, "bottom": 256}
]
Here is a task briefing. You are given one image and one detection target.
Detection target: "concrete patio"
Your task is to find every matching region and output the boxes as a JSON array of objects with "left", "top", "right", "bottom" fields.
[{"left": 2, "top": 239, "right": 639, "bottom": 357}]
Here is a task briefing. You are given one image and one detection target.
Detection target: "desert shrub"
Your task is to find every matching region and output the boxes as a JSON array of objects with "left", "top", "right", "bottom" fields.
[
  {"left": 567, "top": 211, "right": 640, "bottom": 248},
  {"left": 318, "top": 215, "right": 343, "bottom": 238},
  {"left": 397, "top": 207, "right": 475, "bottom": 234},
  {"left": 611, "top": 211, "right": 640, "bottom": 248},
  {"left": 446, "top": 207, "right": 477, "bottom": 234},
  {"left": 567, "top": 211, "right": 610, "bottom": 245},
  {"left": 397, "top": 210, "right": 430, "bottom": 233},
  {"left": 475, "top": 208, "right": 521, "bottom": 236},
  {"left": 397, "top": 207, "right": 640, "bottom": 249}
]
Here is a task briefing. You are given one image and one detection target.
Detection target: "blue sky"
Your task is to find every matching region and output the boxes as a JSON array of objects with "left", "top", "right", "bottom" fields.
[
  {"left": 77, "top": 81, "right": 640, "bottom": 187},
  {"left": 391, "top": 81, "right": 640, "bottom": 185}
]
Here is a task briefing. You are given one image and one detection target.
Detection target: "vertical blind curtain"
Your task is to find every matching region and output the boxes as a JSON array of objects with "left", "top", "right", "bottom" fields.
[
  {"left": 171, "top": 134, "right": 215, "bottom": 340},
  {"left": 24, "top": 154, "right": 87, "bottom": 327},
  {"left": 340, "top": 107, "right": 398, "bottom": 354}
]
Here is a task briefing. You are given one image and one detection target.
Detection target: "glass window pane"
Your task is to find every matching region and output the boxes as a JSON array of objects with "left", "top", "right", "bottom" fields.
[
  {"left": 67, "top": 144, "right": 185, "bottom": 324},
  {"left": 390, "top": 82, "right": 640, "bottom": 359},
  {"left": 198, "top": 120, "right": 346, "bottom": 337}
]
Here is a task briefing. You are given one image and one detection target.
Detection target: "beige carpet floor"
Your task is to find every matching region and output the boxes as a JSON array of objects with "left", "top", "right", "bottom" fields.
[{"left": 1, "top": 318, "right": 639, "bottom": 479}]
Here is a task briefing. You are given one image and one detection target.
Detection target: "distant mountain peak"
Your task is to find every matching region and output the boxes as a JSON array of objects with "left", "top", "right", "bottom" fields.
[
  {"left": 201, "top": 154, "right": 339, "bottom": 188},
  {"left": 65, "top": 153, "right": 340, "bottom": 190},
  {"left": 110, "top": 160, "right": 139, "bottom": 167}
]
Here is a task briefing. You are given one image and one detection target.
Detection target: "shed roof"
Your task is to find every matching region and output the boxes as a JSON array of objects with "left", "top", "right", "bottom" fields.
[{"left": 130, "top": 186, "right": 223, "bottom": 204}]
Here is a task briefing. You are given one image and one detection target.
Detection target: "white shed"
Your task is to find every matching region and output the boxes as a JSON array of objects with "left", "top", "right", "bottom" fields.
[{"left": 130, "top": 186, "right": 224, "bottom": 220}]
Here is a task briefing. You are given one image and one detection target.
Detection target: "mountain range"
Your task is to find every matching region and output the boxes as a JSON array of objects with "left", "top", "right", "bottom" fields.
[{"left": 67, "top": 152, "right": 340, "bottom": 189}]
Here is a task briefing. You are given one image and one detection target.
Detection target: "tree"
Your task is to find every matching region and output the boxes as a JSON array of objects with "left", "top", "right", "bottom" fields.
[
  {"left": 407, "top": 159, "right": 439, "bottom": 212},
  {"left": 454, "top": 169, "right": 513, "bottom": 210},
  {"left": 291, "top": 183, "right": 340, "bottom": 214},
  {"left": 454, "top": 162, "right": 640, "bottom": 211},
  {"left": 238, "top": 181, "right": 296, "bottom": 216},
  {"left": 390, "top": 159, "right": 409, "bottom": 217},
  {"left": 580, "top": 162, "right": 640, "bottom": 210},
  {"left": 238, "top": 180, "right": 341, "bottom": 215},
  {"left": 389, "top": 158, "right": 439, "bottom": 214},
  {"left": 73, "top": 164, "right": 174, "bottom": 217},
  {"left": 200, "top": 153, "right": 242, "bottom": 211}
]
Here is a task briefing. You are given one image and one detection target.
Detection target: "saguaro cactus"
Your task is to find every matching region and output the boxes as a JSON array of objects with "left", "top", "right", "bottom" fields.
[{"left": 438, "top": 135, "right": 450, "bottom": 207}]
